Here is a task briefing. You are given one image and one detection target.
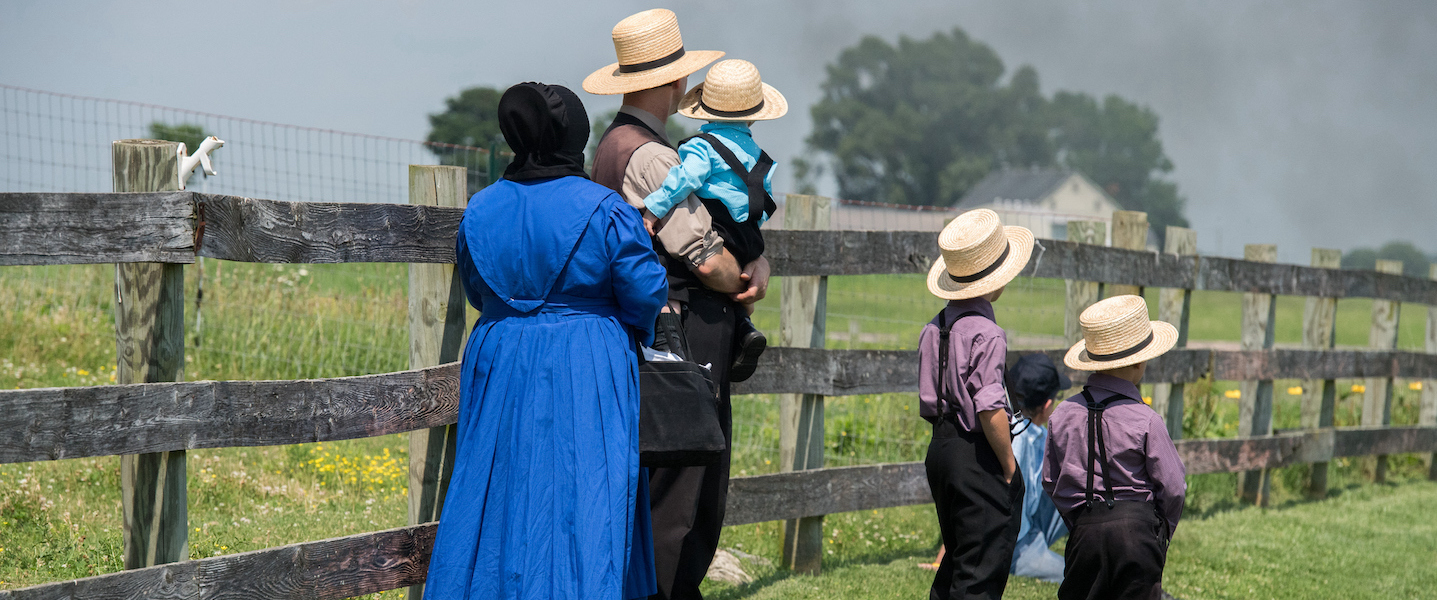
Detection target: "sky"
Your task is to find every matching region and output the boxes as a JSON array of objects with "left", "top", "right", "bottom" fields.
[{"left": 2, "top": 0, "right": 1434, "bottom": 262}]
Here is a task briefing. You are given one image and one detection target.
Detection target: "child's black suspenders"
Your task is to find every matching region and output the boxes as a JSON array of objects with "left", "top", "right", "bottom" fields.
[
  {"left": 936, "top": 309, "right": 1032, "bottom": 437},
  {"left": 684, "top": 132, "right": 777, "bottom": 224},
  {"left": 1079, "top": 388, "right": 1120, "bottom": 509}
]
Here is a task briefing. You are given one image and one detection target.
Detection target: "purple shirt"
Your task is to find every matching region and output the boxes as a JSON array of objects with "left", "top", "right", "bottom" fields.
[
  {"left": 918, "top": 298, "right": 1009, "bottom": 433},
  {"left": 1042, "top": 373, "right": 1186, "bottom": 538}
]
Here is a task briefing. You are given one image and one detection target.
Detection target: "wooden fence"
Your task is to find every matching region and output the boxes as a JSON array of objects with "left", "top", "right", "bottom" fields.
[{"left": 2, "top": 144, "right": 1436, "bottom": 597}]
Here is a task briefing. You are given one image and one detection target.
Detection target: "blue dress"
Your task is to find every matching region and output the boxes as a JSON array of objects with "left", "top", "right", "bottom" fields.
[
  {"left": 1010, "top": 424, "right": 1068, "bottom": 582},
  {"left": 424, "top": 176, "right": 668, "bottom": 600}
]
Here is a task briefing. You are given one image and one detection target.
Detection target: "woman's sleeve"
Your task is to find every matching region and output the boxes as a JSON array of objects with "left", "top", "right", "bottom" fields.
[
  {"left": 642, "top": 139, "right": 713, "bottom": 219},
  {"left": 607, "top": 200, "right": 669, "bottom": 345},
  {"left": 454, "top": 227, "right": 486, "bottom": 310}
]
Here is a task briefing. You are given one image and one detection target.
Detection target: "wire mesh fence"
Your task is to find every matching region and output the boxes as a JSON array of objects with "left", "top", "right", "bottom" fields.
[{"left": 0, "top": 83, "right": 508, "bottom": 202}]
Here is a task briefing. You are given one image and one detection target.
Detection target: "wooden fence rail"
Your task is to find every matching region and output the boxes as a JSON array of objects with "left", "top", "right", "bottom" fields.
[
  {"left": 6, "top": 348, "right": 1437, "bottom": 465},
  {"left": 5, "top": 192, "right": 1437, "bottom": 304},
  {"left": 3, "top": 424, "right": 1432, "bottom": 599},
  {"left": 7, "top": 185, "right": 1437, "bottom": 594}
]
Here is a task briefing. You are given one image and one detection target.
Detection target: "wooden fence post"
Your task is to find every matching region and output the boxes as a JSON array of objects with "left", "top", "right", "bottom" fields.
[
  {"left": 1238, "top": 243, "right": 1277, "bottom": 505},
  {"left": 1107, "top": 211, "right": 1149, "bottom": 298},
  {"left": 1301, "top": 248, "right": 1342, "bottom": 498},
  {"left": 1425, "top": 264, "right": 1437, "bottom": 481},
  {"left": 1064, "top": 221, "right": 1107, "bottom": 345},
  {"left": 779, "top": 194, "right": 830, "bottom": 575},
  {"left": 1151, "top": 227, "right": 1196, "bottom": 439},
  {"left": 406, "top": 165, "right": 468, "bottom": 600},
  {"left": 1364, "top": 259, "right": 1403, "bottom": 482},
  {"left": 113, "top": 139, "right": 188, "bottom": 569}
]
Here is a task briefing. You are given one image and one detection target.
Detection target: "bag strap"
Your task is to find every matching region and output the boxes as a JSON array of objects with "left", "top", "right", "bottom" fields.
[{"left": 686, "top": 132, "right": 775, "bottom": 224}]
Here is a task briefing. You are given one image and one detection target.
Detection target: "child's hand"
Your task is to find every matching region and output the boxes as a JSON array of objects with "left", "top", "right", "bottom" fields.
[{"left": 642, "top": 211, "right": 659, "bottom": 236}]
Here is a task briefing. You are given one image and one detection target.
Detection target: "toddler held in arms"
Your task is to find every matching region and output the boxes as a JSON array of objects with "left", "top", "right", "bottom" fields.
[{"left": 642, "top": 58, "right": 787, "bottom": 382}]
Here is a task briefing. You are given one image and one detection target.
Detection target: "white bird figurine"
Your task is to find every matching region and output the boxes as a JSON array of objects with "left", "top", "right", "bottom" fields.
[{"left": 178, "top": 136, "right": 225, "bottom": 189}]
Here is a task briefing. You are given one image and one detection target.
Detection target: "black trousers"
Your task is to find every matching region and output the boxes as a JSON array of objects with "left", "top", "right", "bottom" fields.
[
  {"left": 648, "top": 289, "right": 737, "bottom": 600},
  {"left": 1058, "top": 500, "right": 1168, "bottom": 600},
  {"left": 925, "top": 420, "right": 1024, "bottom": 600}
]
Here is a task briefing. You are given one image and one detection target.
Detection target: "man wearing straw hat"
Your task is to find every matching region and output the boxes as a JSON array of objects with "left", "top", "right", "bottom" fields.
[
  {"left": 1044, "top": 295, "right": 1187, "bottom": 600},
  {"left": 920, "top": 208, "right": 1033, "bottom": 599},
  {"left": 585, "top": 9, "right": 769, "bottom": 600}
]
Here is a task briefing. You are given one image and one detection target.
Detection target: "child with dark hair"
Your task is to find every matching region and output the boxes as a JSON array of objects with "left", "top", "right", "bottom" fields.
[{"left": 921, "top": 353, "right": 1072, "bottom": 584}]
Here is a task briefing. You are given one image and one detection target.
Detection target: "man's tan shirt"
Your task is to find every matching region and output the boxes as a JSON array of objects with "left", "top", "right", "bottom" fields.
[{"left": 613, "top": 106, "right": 724, "bottom": 270}]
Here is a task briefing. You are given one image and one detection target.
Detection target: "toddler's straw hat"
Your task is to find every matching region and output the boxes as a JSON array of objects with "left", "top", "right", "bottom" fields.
[
  {"left": 926, "top": 209, "right": 1034, "bottom": 300},
  {"left": 676, "top": 59, "right": 788, "bottom": 122},
  {"left": 583, "top": 9, "right": 724, "bottom": 96},
  {"left": 1064, "top": 295, "right": 1178, "bottom": 371}
]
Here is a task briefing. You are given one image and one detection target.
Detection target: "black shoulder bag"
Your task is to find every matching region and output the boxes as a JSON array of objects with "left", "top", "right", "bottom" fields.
[{"left": 638, "top": 312, "right": 725, "bottom": 467}]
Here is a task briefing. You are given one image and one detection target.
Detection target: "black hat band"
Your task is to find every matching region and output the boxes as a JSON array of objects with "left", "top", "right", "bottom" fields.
[
  {"left": 700, "top": 98, "right": 765, "bottom": 118},
  {"left": 1085, "top": 331, "right": 1155, "bottom": 361},
  {"left": 619, "top": 47, "right": 686, "bottom": 73},
  {"left": 948, "top": 242, "right": 1011, "bottom": 284}
]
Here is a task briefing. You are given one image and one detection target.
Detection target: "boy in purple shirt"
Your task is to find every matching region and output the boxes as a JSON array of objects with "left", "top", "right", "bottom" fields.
[
  {"left": 919, "top": 209, "right": 1034, "bottom": 600},
  {"left": 1044, "top": 294, "right": 1187, "bottom": 600}
]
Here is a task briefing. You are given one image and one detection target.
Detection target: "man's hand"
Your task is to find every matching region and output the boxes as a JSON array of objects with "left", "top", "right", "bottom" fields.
[
  {"left": 642, "top": 211, "right": 659, "bottom": 236},
  {"left": 730, "top": 256, "right": 770, "bottom": 305}
]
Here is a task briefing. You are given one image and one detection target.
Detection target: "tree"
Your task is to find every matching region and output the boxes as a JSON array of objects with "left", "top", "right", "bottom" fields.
[
  {"left": 806, "top": 28, "right": 1189, "bottom": 235},
  {"left": 1342, "top": 241, "right": 1431, "bottom": 277},
  {"left": 1048, "top": 93, "right": 1188, "bottom": 231},
  {"left": 148, "top": 122, "right": 211, "bottom": 152},
  {"left": 807, "top": 30, "right": 1050, "bottom": 207},
  {"left": 427, "top": 86, "right": 505, "bottom": 151}
]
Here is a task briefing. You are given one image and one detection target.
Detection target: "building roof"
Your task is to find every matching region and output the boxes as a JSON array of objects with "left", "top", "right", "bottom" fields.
[{"left": 955, "top": 167, "right": 1081, "bottom": 210}]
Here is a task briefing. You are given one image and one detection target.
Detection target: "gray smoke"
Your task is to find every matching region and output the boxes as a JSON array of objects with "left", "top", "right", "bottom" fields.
[{"left": 3, "top": 0, "right": 1434, "bottom": 262}]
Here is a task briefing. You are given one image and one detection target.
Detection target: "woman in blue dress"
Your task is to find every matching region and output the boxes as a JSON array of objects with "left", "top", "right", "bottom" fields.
[{"left": 424, "top": 82, "right": 668, "bottom": 600}]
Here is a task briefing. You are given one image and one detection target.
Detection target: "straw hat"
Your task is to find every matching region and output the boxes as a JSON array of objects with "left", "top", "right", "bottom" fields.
[
  {"left": 926, "top": 209, "right": 1034, "bottom": 300},
  {"left": 1064, "top": 295, "right": 1178, "bottom": 371},
  {"left": 676, "top": 59, "right": 788, "bottom": 122},
  {"left": 583, "top": 9, "right": 724, "bottom": 96}
]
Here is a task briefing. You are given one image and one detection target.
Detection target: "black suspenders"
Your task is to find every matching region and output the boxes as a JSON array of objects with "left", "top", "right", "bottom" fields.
[
  {"left": 685, "top": 132, "right": 776, "bottom": 223},
  {"left": 935, "top": 310, "right": 989, "bottom": 420},
  {"left": 1080, "top": 388, "right": 1120, "bottom": 509}
]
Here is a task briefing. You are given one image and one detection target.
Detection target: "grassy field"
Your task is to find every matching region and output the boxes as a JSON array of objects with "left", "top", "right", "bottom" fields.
[{"left": 2, "top": 263, "right": 1434, "bottom": 597}]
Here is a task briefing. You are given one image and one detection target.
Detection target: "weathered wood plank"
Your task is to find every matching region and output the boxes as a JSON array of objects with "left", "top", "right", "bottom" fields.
[
  {"left": 8, "top": 423, "right": 1434, "bottom": 599},
  {"left": 1064, "top": 221, "right": 1107, "bottom": 345},
  {"left": 0, "top": 364, "right": 461, "bottom": 464},
  {"left": 1152, "top": 226, "right": 1197, "bottom": 438},
  {"left": 724, "top": 462, "right": 931, "bottom": 526},
  {"left": 1425, "top": 264, "right": 1437, "bottom": 481},
  {"left": 776, "top": 194, "right": 830, "bottom": 575},
  {"left": 11, "top": 192, "right": 1437, "bottom": 305},
  {"left": 6, "top": 349, "right": 1437, "bottom": 465},
  {"left": 113, "top": 139, "right": 191, "bottom": 570},
  {"left": 1107, "top": 210, "right": 1148, "bottom": 297},
  {"left": 1237, "top": 244, "right": 1278, "bottom": 504},
  {"left": 0, "top": 192, "right": 196, "bottom": 265},
  {"left": 1365, "top": 259, "right": 1404, "bottom": 482},
  {"left": 404, "top": 165, "right": 467, "bottom": 600},
  {"left": 0, "top": 524, "right": 436, "bottom": 600},
  {"left": 764, "top": 232, "right": 1437, "bottom": 305},
  {"left": 1302, "top": 248, "right": 1343, "bottom": 498},
  {"left": 195, "top": 194, "right": 462, "bottom": 264}
]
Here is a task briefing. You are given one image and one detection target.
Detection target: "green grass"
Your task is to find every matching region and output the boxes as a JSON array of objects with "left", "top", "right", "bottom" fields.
[
  {"left": 696, "top": 478, "right": 1437, "bottom": 600},
  {"left": 2, "top": 265, "right": 1434, "bottom": 596}
]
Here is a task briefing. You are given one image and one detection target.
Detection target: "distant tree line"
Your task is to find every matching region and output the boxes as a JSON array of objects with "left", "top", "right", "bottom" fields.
[
  {"left": 802, "top": 27, "right": 1188, "bottom": 238},
  {"left": 1342, "top": 241, "right": 1433, "bottom": 278}
]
